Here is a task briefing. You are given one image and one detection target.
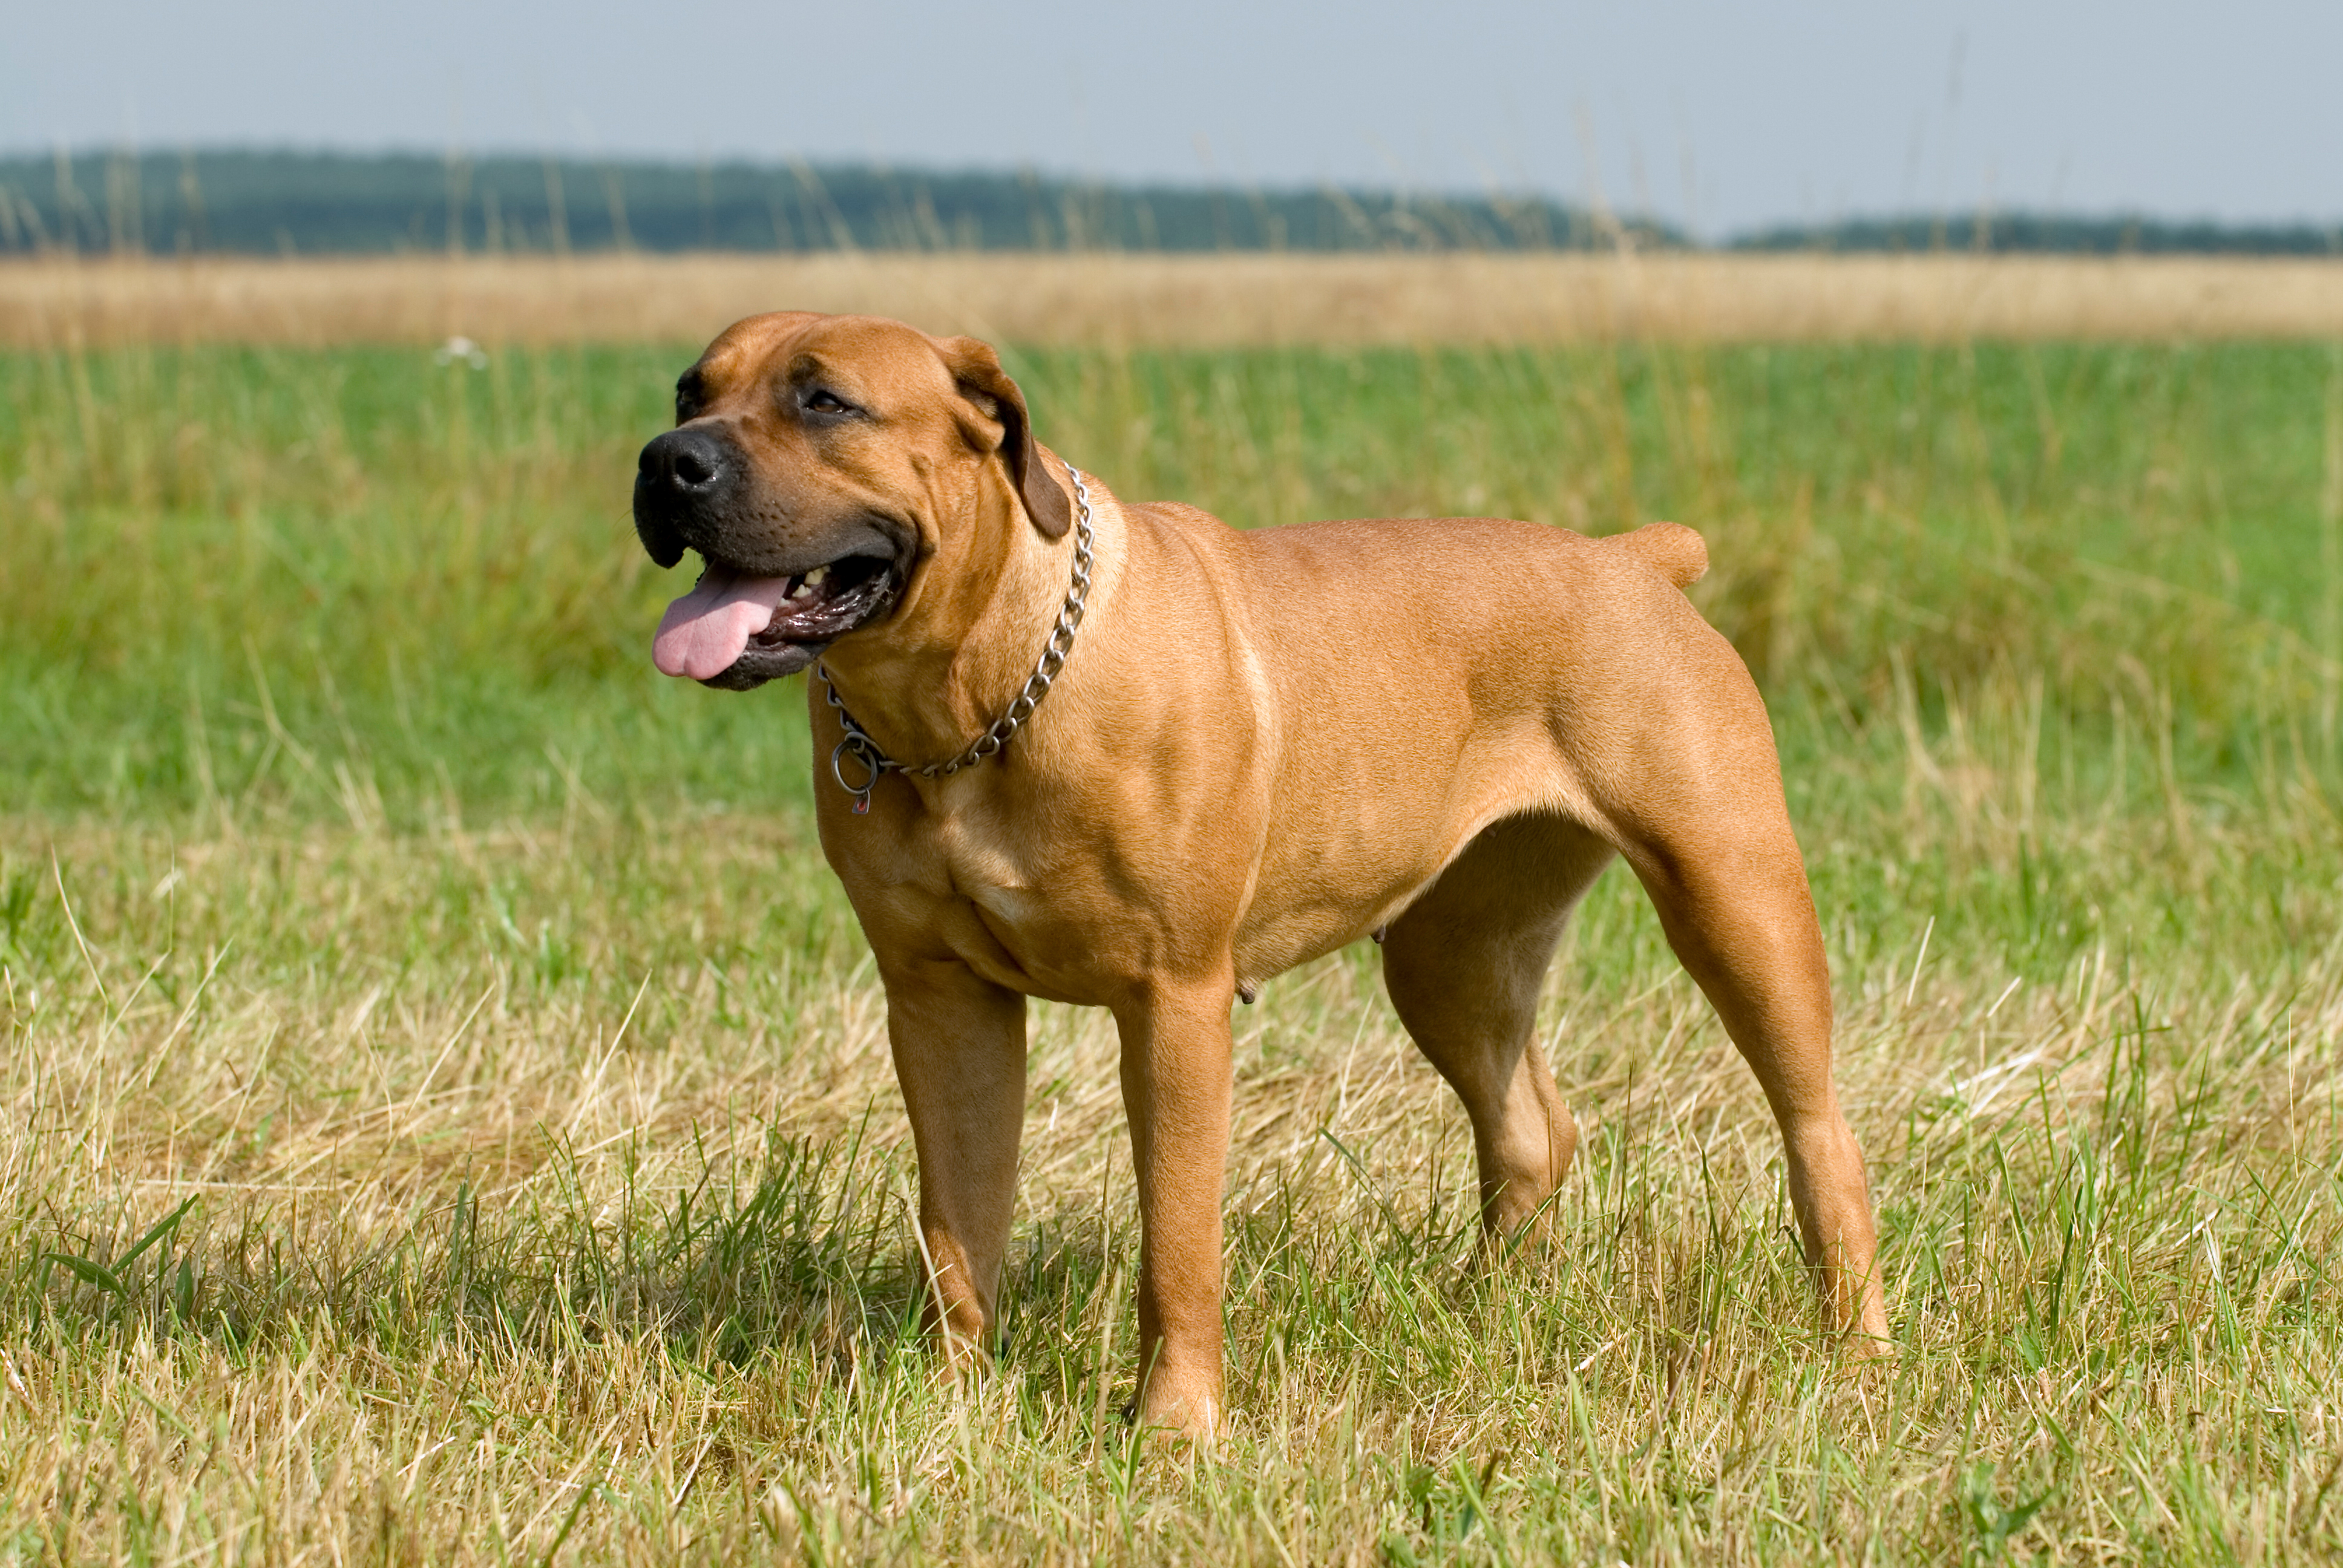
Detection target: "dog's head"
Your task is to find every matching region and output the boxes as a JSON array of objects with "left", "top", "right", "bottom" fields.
[{"left": 635, "top": 312, "right": 1072, "bottom": 690}]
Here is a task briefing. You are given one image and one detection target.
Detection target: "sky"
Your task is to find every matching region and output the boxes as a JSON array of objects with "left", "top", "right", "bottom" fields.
[{"left": 4, "top": 1, "right": 2339, "bottom": 239}]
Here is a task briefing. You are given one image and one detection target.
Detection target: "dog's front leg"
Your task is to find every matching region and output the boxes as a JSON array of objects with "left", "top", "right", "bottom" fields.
[
  {"left": 882, "top": 956, "right": 1029, "bottom": 1368},
  {"left": 1114, "top": 982, "right": 1235, "bottom": 1440}
]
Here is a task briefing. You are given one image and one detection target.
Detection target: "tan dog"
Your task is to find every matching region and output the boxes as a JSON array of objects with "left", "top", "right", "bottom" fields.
[{"left": 635, "top": 312, "right": 1890, "bottom": 1437}]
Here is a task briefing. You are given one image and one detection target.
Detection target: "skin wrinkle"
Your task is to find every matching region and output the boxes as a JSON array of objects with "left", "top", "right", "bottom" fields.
[{"left": 636, "top": 311, "right": 1890, "bottom": 1439}]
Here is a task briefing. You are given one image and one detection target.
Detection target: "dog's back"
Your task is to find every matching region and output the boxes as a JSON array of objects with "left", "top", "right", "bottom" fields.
[{"left": 1145, "top": 503, "right": 1708, "bottom": 594}]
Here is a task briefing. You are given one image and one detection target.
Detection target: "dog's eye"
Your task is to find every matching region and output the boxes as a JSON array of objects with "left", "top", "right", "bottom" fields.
[{"left": 804, "top": 388, "right": 857, "bottom": 417}]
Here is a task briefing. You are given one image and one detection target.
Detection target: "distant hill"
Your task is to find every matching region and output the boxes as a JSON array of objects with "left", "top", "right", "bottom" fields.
[
  {"left": 1, "top": 149, "right": 2332, "bottom": 258},
  {"left": 0, "top": 148, "right": 1660, "bottom": 256},
  {"left": 1734, "top": 212, "right": 2342, "bottom": 256}
]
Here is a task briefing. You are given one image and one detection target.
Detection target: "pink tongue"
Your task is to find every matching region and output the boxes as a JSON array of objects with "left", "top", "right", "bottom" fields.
[{"left": 653, "top": 567, "right": 798, "bottom": 679}]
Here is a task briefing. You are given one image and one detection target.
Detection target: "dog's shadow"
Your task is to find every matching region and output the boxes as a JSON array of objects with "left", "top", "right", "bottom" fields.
[
  {"left": 29, "top": 1130, "right": 1636, "bottom": 1412},
  {"left": 27, "top": 1132, "right": 938, "bottom": 1377}
]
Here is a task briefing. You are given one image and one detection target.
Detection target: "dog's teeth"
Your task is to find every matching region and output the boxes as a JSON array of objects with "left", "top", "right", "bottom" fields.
[
  {"left": 805, "top": 566, "right": 829, "bottom": 587},
  {"left": 788, "top": 580, "right": 813, "bottom": 599}
]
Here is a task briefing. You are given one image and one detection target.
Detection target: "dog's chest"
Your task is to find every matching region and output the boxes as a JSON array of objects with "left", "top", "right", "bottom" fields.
[{"left": 908, "top": 812, "right": 1106, "bottom": 995}]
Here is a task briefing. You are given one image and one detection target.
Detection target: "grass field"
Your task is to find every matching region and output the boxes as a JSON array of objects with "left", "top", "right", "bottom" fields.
[{"left": 3, "top": 324, "right": 2342, "bottom": 1563}]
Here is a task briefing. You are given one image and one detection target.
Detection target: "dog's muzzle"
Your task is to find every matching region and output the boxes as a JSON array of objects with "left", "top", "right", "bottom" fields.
[{"left": 632, "top": 426, "right": 738, "bottom": 569}]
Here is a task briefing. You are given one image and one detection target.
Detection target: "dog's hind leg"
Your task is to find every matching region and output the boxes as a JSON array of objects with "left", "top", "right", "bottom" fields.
[
  {"left": 1619, "top": 819, "right": 1892, "bottom": 1348},
  {"left": 1380, "top": 813, "right": 1616, "bottom": 1244},
  {"left": 1588, "top": 650, "right": 1894, "bottom": 1350}
]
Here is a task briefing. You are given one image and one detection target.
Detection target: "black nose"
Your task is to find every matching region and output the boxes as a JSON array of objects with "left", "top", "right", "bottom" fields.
[
  {"left": 634, "top": 425, "right": 738, "bottom": 569},
  {"left": 638, "top": 426, "right": 729, "bottom": 494}
]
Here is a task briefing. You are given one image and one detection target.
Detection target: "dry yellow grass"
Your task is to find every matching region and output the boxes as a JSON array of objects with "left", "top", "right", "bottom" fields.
[
  {"left": 7, "top": 250, "right": 2343, "bottom": 349},
  {"left": 8, "top": 810, "right": 2338, "bottom": 1563}
]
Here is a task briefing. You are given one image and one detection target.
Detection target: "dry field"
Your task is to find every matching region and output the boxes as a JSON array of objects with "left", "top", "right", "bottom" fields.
[
  {"left": 7, "top": 250, "right": 2343, "bottom": 349},
  {"left": 7, "top": 812, "right": 2338, "bottom": 1564}
]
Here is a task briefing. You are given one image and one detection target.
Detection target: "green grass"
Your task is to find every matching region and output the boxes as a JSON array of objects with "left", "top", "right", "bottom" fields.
[{"left": 1, "top": 335, "right": 2340, "bottom": 1563}]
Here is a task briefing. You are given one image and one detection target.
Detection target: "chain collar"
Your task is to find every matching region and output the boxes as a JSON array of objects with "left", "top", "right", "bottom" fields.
[{"left": 818, "top": 466, "right": 1096, "bottom": 814}]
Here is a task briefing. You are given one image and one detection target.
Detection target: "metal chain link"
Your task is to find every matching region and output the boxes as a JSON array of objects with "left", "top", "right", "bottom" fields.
[{"left": 819, "top": 466, "right": 1096, "bottom": 814}]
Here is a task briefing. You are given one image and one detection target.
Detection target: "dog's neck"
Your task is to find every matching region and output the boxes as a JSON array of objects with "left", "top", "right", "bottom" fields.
[{"left": 816, "top": 448, "right": 1102, "bottom": 771}]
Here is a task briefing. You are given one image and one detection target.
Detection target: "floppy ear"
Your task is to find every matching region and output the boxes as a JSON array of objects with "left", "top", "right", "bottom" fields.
[{"left": 937, "top": 336, "right": 1073, "bottom": 540}]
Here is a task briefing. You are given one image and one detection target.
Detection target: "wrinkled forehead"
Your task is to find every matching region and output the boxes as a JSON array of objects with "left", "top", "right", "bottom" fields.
[{"left": 688, "top": 312, "right": 954, "bottom": 400}]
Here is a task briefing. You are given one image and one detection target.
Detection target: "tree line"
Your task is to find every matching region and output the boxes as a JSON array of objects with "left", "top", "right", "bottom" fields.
[
  {"left": 0, "top": 149, "right": 2331, "bottom": 257},
  {"left": 0, "top": 149, "right": 1646, "bottom": 256}
]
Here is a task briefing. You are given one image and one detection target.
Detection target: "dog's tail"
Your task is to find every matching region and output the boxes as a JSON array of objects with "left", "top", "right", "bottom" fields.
[{"left": 1602, "top": 521, "right": 1708, "bottom": 590}]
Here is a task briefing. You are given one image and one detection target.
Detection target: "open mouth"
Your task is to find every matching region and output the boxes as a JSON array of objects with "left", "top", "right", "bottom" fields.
[{"left": 653, "top": 553, "right": 899, "bottom": 687}]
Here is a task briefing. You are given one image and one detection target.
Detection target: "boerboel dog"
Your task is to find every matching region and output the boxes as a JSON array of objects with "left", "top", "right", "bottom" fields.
[{"left": 635, "top": 312, "right": 1890, "bottom": 1438}]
